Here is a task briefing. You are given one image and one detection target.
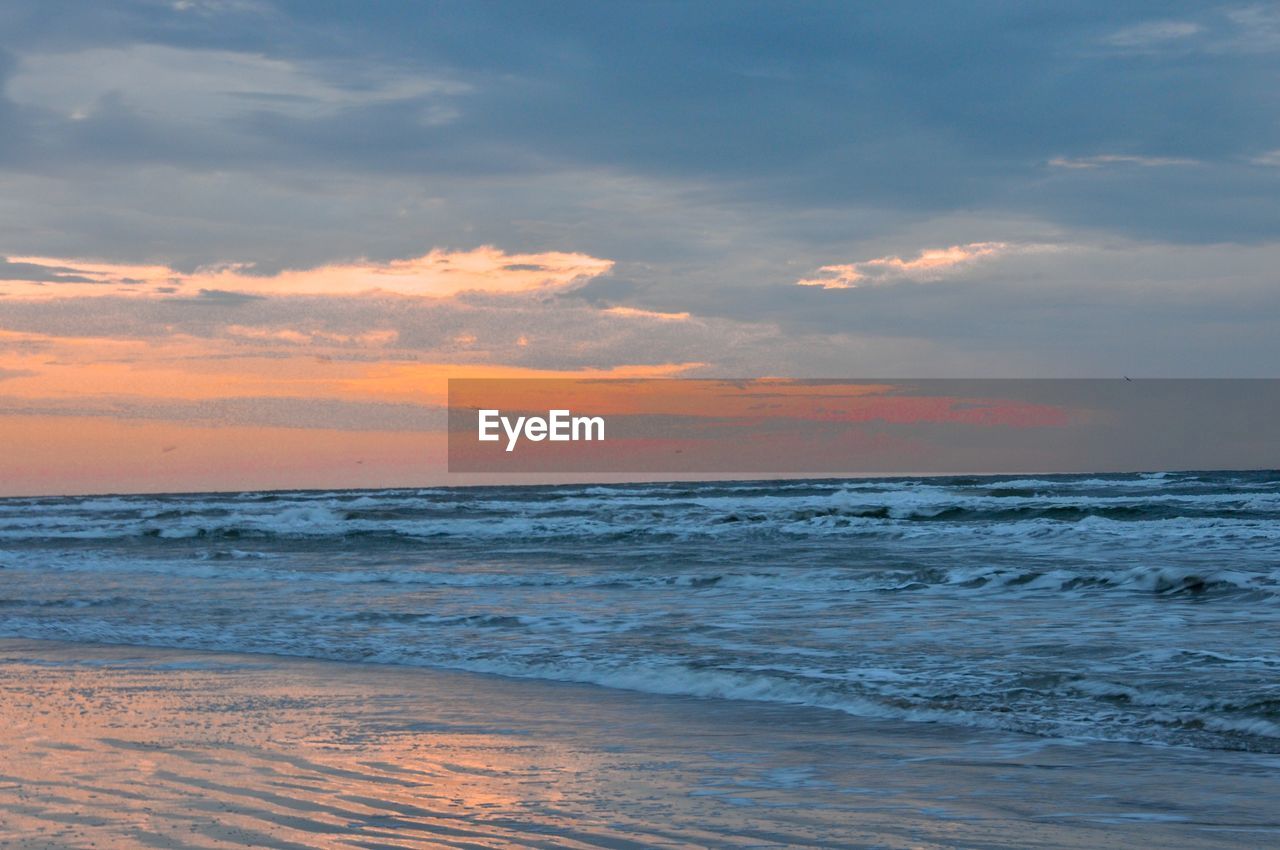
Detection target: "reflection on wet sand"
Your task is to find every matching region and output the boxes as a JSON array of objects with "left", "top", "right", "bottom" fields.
[{"left": 1, "top": 639, "right": 1277, "bottom": 849}]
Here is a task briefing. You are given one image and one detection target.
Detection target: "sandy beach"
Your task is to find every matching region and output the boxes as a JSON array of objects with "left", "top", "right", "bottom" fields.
[{"left": 1, "top": 638, "right": 1276, "bottom": 849}]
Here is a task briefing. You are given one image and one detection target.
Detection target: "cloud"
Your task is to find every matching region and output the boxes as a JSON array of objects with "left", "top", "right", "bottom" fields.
[
  {"left": 796, "top": 242, "right": 1054, "bottom": 289},
  {"left": 1102, "top": 21, "right": 1202, "bottom": 49},
  {"left": 1, "top": 2, "right": 1277, "bottom": 255},
  {"left": 0, "top": 257, "right": 99, "bottom": 283},
  {"left": 168, "top": 1, "right": 270, "bottom": 15},
  {"left": 0, "top": 0, "right": 1277, "bottom": 389},
  {"left": 1048, "top": 155, "right": 1199, "bottom": 169},
  {"left": 8, "top": 44, "right": 468, "bottom": 128},
  {"left": 1098, "top": 9, "right": 1280, "bottom": 56},
  {"left": 0, "top": 247, "right": 614, "bottom": 299},
  {"left": 223, "top": 325, "right": 400, "bottom": 347},
  {"left": 178, "top": 289, "right": 266, "bottom": 306},
  {"left": 1224, "top": 5, "right": 1280, "bottom": 53},
  {"left": 600, "top": 306, "right": 693, "bottom": 322}
]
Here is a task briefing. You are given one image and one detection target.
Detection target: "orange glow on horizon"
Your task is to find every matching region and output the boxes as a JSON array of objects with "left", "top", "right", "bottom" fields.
[
  {"left": 447, "top": 379, "right": 1073, "bottom": 426},
  {"left": 0, "top": 415, "right": 448, "bottom": 496}
]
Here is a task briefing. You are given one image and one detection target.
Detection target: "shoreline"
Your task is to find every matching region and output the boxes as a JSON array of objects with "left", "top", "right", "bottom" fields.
[
  {"left": 2, "top": 638, "right": 1277, "bottom": 849},
  {"left": 5, "top": 636, "right": 1271, "bottom": 758}
]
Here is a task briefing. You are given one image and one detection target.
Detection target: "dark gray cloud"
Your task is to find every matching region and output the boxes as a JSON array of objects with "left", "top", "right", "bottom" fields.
[
  {"left": 2, "top": 2, "right": 1276, "bottom": 239},
  {"left": 178, "top": 289, "right": 267, "bottom": 306},
  {"left": 0, "top": 2, "right": 1278, "bottom": 375},
  {"left": 0, "top": 257, "right": 96, "bottom": 283}
]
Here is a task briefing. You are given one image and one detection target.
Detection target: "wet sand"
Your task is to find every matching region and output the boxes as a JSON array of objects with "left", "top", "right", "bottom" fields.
[{"left": 1, "top": 639, "right": 1277, "bottom": 849}]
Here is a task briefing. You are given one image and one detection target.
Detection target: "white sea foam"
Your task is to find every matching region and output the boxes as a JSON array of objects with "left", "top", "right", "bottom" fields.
[{"left": 2, "top": 471, "right": 1277, "bottom": 752}]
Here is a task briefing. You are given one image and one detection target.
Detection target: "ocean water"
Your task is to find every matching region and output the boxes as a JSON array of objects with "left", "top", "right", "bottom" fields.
[{"left": 1, "top": 471, "right": 1277, "bottom": 753}]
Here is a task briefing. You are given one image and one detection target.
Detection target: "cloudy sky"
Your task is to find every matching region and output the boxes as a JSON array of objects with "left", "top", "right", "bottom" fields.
[{"left": 1, "top": 1, "right": 1278, "bottom": 494}]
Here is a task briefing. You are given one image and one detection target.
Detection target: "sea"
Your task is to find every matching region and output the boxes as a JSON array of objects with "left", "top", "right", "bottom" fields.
[{"left": 2, "top": 470, "right": 1277, "bottom": 753}]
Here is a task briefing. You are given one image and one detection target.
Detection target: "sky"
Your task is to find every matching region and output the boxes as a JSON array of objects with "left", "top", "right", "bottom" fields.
[
  {"left": 446, "top": 379, "right": 1280, "bottom": 475},
  {"left": 1, "top": 1, "right": 1278, "bottom": 494}
]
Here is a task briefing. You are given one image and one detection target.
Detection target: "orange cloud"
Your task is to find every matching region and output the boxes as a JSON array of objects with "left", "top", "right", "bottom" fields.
[
  {"left": 0, "top": 245, "right": 738, "bottom": 494},
  {"left": 797, "top": 241, "right": 1055, "bottom": 289},
  {"left": 223, "top": 325, "right": 401, "bottom": 346},
  {"left": 601, "top": 306, "right": 693, "bottom": 321},
  {"left": 0, "top": 247, "right": 614, "bottom": 299}
]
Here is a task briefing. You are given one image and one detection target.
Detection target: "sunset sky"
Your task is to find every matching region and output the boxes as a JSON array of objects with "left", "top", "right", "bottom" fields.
[{"left": 2, "top": 2, "right": 1279, "bottom": 495}]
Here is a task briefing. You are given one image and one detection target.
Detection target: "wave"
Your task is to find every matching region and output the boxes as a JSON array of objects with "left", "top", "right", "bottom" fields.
[
  {"left": 1, "top": 480, "right": 1278, "bottom": 544},
  {"left": 2, "top": 470, "right": 1277, "bottom": 756},
  {"left": 5, "top": 618, "right": 1278, "bottom": 753},
  {"left": 4, "top": 550, "right": 1276, "bottom": 600}
]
